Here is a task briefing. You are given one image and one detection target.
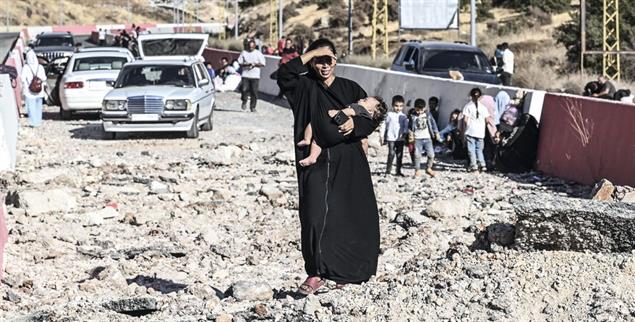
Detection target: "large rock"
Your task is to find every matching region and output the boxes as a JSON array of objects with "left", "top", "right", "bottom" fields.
[
  {"left": 426, "top": 197, "right": 472, "bottom": 219},
  {"left": 514, "top": 194, "right": 635, "bottom": 252},
  {"left": 230, "top": 281, "right": 273, "bottom": 301},
  {"left": 102, "top": 297, "right": 158, "bottom": 316},
  {"left": 590, "top": 179, "right": 615, "bottom": 201},
  {"left": 18, "top": 189, "right": 77, "bottom": 216},
  {"left": 208, "top": 145, "right": 242, "bottom": 166},
  {"left": 622, "top": 191, "right": 635, "bottom": 204},
  {"left": 84, "top": 207, "right": 119, "bottom": 226}
]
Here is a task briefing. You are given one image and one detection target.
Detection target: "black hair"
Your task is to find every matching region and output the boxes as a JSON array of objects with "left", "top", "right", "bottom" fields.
[
  {"left": 501, "top": 42, "right": 509, "bottom": 50},
  {"left": 449, "top": 109, "right": 461, "bottom": 125},
  {"left": 414, "top": 98, "right": 426, "bottom": 108},
  {"left": 470, "top": 88, "right": 482, "bottom": 118},
  {"left": 306, "top": 38, "right": 337, "bottom": 56},
  {"left": 429, "top": 96, "right": 439, "bottom": 103},
  {"left": 392, "top": 95, "right": 405, "bottom": 105},
  {"left": 371, "top": 96, "right": 388, "bottom": 122}
]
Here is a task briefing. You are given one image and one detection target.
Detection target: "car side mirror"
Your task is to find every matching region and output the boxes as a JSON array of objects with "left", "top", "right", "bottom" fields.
[
  {"left": 199, "top": 79, "right": 209, "bottom": 87},
  {"left": 106, "top": 81, "right": 116, "bottom": 87}
]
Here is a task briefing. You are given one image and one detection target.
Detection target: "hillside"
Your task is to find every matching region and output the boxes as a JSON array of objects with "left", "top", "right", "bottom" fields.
[{"left": 6, "top": 0, "right": 224, "bottom": 26}]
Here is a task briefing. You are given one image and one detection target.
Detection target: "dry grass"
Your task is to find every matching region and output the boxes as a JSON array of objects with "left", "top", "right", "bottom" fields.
[
  {"left": 342, "top": 55, "right": 393, "bottom": 69},
  {"left": 208, "top": 38, "right": 244, "bottom": 52}
]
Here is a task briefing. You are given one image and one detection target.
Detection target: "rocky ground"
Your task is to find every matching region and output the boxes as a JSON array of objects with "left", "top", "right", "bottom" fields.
[{"left": 1, "top": 92, "right": 635, "bottom": 321}]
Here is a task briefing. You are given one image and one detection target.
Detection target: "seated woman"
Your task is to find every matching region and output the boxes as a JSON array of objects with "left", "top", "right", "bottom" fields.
[{"left": 213, "top": 57, "right": 242, "bottom": 92}]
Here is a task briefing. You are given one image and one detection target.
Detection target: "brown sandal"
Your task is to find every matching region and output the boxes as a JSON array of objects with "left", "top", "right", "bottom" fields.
[{"left": 298, "top": 276, "right": 325, "bottom": 295}]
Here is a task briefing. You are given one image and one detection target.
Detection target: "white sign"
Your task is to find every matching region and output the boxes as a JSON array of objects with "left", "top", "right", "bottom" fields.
[{"left": 400, "top": 0, "right": 459, "bottom": 30}]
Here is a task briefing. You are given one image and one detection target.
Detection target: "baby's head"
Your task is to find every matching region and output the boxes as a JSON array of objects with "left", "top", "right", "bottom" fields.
[{"left": 357, "top": 96, "right": 387, "bottom": 122}]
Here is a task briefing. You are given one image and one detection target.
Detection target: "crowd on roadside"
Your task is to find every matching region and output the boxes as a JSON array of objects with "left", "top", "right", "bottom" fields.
[
  {"left": 97, "top": 24, "right": 147, "bottom": 55},
  {"left": 378, "top": 87, "right": 536, "bottom": 178}
]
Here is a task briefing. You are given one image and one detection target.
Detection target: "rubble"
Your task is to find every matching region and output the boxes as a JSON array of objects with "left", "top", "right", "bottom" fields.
[
  {"left": 230, "top": 281, "right": 274, "bottom": 301},
  {"left": 17, "top": 189, "right": 77, "bottom": 216},
  {"left": 3, "top": 92, "right": 635, "bottom": 320}
]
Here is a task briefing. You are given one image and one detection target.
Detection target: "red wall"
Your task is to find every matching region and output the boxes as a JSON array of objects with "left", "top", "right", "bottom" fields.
[{"left": 536, "top": 94, "right": 635, "bottom": 186}]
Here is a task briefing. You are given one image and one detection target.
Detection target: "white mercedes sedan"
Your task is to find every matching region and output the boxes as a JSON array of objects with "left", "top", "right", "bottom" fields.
[
  {"left": 101, "top": 59, "right": 215, "bottom": 139},
  {"left": 58, "top": 50, "right": 133, "bottom": 119}
]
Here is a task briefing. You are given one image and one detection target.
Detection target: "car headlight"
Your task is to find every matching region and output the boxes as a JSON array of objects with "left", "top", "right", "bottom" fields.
[
  {"left": 103, "top": 100, "right": 127, "bottom": 111},
  {"left": 165, "top": 99, "right": 190, "bottom": 111}
]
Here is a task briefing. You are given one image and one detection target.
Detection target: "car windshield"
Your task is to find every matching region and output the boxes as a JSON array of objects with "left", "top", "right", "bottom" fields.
[
  {"left": 37, "top": 37, "right": 73, "bottom": 47},
  {"left": 116, "top": 65, "right": 194, "bottom": 88},
  {"left": 72, "top": 57, "right": 128, "bottom": 71},
  {"left": 423, "top": 50, "right": 492, "bottom": 72}
]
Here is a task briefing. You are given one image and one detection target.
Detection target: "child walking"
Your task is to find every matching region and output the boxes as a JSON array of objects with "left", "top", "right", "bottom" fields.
[
  {"left": 410, "top": 99, "right": 440, "bottom": 177},
  {"left": 379, "top": 95, "right": 409, "bottom": 176}
]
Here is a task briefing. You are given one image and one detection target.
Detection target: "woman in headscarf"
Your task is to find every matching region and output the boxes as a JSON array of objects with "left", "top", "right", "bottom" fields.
[
  {"left": 21, "top": 51, "right": 47, "bottom": 127},
  {"left": 277, "top": 38, "right": 381, "bottom": 294},
  {"left": 494, "top": 90, "right": 511, "bottom": 126}
]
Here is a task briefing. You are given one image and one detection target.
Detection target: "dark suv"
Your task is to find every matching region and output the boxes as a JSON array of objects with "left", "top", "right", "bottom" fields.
[
  {"left": 31, "top": 32, "right": 77, "bottom": 67},
  {"left": 391, "top": 41, "right": 500, "bottom": 85}
]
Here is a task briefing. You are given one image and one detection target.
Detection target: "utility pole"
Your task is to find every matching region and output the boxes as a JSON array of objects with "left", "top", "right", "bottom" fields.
[
  {"left": 278, "top": 0, "right": 283, "bottom": 39},
  {"left": 603, "top": 0, "right": 620, "bottom": 80},
  {"left": 580, "top": 0, "right": 586, "bottom": 75},
  {"left": 234, "top": 0, "right": 239, "bottom": 39},
  {"left": 470, "top": 0, "right": 476, "bottom": 46},
  {"left": 5, "top": 0, "right": 9, "bottom": 32},
  {"left": 371, "top": 0, "right": 377, "bottom": 60},
  {"left": 348, "top": 0, "right": 352, "bottom": 55},
  {"left": 59, "top": 0, "right": 64, "bottom": 26}
]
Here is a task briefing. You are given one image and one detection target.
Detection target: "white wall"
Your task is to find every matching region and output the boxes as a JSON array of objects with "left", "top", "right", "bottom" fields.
[{"left": 0, "top": 74, "right": 18, "bottom": 171}]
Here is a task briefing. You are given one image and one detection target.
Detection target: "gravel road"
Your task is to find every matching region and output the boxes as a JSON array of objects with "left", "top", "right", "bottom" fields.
[{"left": 2, "top": 92, "right": 635, "bottom": 321}]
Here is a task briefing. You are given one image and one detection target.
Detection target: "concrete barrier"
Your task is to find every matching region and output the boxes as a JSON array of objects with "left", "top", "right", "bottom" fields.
[
  {"left": 255, "top": 52, "right": 539, "bottom": 129},
  {"left": 0, "top": 74, "right": 19, "bottom": 171},
  {"left": 536, "top": 94, "right": 635, "bottom": 186}
]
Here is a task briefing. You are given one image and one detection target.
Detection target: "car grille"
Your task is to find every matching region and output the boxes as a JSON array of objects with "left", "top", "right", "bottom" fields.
[
  {"left": 39, "top": 51, "right": 70, "bottom": 62},
  {"left": 127, "top": 96, "right": 164, "bottom": 114}
]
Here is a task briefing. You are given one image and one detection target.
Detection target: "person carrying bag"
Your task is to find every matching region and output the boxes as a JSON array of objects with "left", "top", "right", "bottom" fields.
[{"left": 21, "top": 51, "right": 47, "bottom": 127}]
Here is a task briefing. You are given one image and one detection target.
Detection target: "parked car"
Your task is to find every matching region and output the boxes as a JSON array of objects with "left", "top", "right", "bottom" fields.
[
  {"left": 390, "top": 41, "right": 500, "bottom": 85},
  {"left": 78, "top": 47, "right": 135, "bottom": 60},
  {"left": 101, "top": 34, "right": 213, "bottom": 139},
  {"left": 56, "top": 50, "right": 134, "bottom": 119},
  {"left": 30, "top": 32, "right": 78, "bottom": 69}
]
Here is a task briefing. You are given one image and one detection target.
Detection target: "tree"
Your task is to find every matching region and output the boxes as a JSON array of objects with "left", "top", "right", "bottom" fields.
[{"left": 555, "top": 2, "right": 635, "bottom": 79}]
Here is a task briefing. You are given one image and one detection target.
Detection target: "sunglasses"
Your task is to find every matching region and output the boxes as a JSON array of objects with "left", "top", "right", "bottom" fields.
[{"left": 314, "top": 56, "right": 334, "bottom": 65}]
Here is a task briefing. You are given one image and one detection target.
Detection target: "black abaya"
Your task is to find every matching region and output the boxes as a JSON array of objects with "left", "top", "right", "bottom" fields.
[{"left": 277, "top": 57, "right": 380, "bottom": 284}]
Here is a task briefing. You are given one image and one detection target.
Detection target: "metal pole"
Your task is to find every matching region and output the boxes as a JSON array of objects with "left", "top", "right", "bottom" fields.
[
  {"left": 470, "top": 0, "right": 476, "bottom": 46},
  {"left": 383, "top": 0, "right": 388, "bottom": 58},
  {"left": 5, "top": 0, "right": 8, "bottom": 31},
  {"left": 371, "top": 0, "right": 377, "bottom": 60},
  {"left": 234, "top": 0, "right": 239, "bottom": 39},
  {"left": 580, "top": 0, "right": 586, "bottom": 75},
  {"left": 348, "top": 0, "right": 352, "bottom": 54},
  {"left": 278, "top": 0, "right": 283, "bottom": 39}
]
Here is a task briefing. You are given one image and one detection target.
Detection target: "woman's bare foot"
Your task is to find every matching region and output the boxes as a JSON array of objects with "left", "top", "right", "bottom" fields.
[
  {"left": 299, "top": 156, "right": 317, "bottom": 167},
  {"left": 298, "top": 276, "right": 325, "bottom": 295},
  {"left": 297, "top": 139, "right": 311, "bottom": 147}
]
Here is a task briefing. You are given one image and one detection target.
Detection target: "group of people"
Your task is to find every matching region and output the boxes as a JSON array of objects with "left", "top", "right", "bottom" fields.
[
  {"left": 210, "top": 36, "right": 303, "bottom": 112},
  {"left": 379, "top": 88, "right": 521, "bottom": 177},
  {"left": 98, "top": 24, "right": 144, "bottom": 52},
  {"left": 584, "top": 75, "right": 634, "bottom": 103}
]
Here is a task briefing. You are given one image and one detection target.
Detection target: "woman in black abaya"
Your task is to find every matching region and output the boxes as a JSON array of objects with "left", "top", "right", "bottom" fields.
[{"left": 277, "top": 39, "right": 380, "bottom": 294}]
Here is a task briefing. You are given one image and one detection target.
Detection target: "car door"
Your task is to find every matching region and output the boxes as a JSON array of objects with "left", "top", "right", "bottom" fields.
[{"left": 193, "top": 63, "right": 213, "bottom": 119}]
